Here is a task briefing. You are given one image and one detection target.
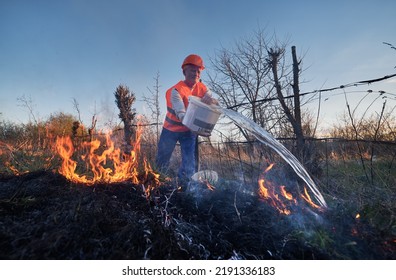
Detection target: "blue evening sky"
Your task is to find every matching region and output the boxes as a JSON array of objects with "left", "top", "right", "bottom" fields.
[{"left": 1, "top": 0, "right": 395, "bottom": 131}]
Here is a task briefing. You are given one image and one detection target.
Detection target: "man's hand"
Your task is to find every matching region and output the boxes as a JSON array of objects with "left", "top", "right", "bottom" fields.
[
  {"left": 178, "top": 112, "right": 185, "bottom": 122},
  {"left": 201, "top": 92, "right": 219, "bottom": 106},
  {"left": 201, "top": 93, "right": 212, "bottom": 104}
]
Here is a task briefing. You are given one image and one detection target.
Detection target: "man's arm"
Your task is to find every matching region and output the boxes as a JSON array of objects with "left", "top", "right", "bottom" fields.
[{"left": 170, "top": 88, "right": 186, "bottom": 121}]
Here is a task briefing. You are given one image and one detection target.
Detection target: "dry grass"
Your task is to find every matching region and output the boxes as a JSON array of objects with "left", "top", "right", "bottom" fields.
[{"left": 0, "top": 126, "right": 395, "bottom": 259}]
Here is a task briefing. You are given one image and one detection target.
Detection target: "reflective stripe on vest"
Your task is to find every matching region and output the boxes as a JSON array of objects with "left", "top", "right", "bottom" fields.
[
  {"left": 167, "top": 106, "right": 176, "bottom": 116},
  {"left": 165, "top": 116, "right": 184, "bottom": 126},
  {"left": 163, "top": 81, "right": 208, "bottom": 132},
  {"left": 164, "top": 105, "right": 186, "bottom": 131}
]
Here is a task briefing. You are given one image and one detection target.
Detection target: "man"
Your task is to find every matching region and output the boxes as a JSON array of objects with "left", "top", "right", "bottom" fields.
[{"left": 156, "top": 54, "right": 217, "bottom": 186}]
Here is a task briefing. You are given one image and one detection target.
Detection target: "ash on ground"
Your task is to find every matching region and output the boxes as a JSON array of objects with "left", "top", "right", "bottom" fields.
[{"left": 0, "top": 171, "right": 393, "bottom": 259}]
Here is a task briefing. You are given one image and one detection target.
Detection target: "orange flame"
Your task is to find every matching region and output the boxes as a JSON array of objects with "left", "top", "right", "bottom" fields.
[
  {"left": 301, "top": 187, "right": 321, "bottom": 209},
  {"left": 258, "top": 163, "right": 322, "bottom": 215},
  {"left": 280, "top": 185, "right": 295, "bottom": 201},
  {"left": 258, "top": 164, "right": 296, "bottom": 215},
  {"left": 55, "top": 123, "right": 160, "bottom": 194},
  {"left": 205, "top": 181, "right": 216, "bottom": 191}
]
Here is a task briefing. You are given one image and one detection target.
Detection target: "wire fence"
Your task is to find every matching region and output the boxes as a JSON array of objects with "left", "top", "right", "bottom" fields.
[{"left": 138, "top": 134, "right": 396, "bottom": 190}]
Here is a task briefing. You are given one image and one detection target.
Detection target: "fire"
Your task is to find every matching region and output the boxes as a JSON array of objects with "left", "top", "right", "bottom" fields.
[
  {"left": 301, "top": 187, "right": 321, "bottom": 209},
  {"left": 258, "top": 163, "right": 322, "bottom": 215},
  {"left": 280, "top": 186, "right": 295, "bottom": 201},
  {"left": 258, "top": 164, "right": 296, "bottom": 215},
  {"left": 190, "top": 170, "right": 218, "bottom": 191},
  {"left": 55, "top": 123, "right": 160, "bottom": 194},
  {"left": 202, "top": 181, "right": 216, "bottom": 191}
]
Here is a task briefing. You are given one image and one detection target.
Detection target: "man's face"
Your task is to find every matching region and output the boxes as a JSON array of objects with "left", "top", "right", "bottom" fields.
[{"left": 183, "top": 64, "right": 201, "bottom": 85}]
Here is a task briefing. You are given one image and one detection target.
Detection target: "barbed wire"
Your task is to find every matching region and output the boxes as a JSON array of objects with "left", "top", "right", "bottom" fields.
[
  {"left": 197, "top": 137, "right": 396, "bottom": 146},
  {"left": 226, "top": 73, "right": 396, "bottom": 109},
  {"left": 88, "top": 73, "right": 395, "bottom": 132}
]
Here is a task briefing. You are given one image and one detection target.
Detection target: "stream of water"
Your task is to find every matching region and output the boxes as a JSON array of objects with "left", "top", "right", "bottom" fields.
[{"left": 220, "top": 108, "right": 328, "bottom": 208}]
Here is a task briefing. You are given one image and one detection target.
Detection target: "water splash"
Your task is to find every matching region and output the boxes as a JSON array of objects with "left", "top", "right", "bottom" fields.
[{"left": 220, "top": 108, "right": 327, "bottom": 208}]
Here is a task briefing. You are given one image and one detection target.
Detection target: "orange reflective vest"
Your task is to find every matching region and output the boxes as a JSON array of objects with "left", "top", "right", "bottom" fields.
[{"left": 164, "top": 81, "right": 208, "bottom": 132}]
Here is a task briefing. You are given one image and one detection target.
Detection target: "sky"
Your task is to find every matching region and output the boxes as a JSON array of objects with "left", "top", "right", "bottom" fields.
[{"left": 1, "top": 0, "right": 395, "bottom": 131}]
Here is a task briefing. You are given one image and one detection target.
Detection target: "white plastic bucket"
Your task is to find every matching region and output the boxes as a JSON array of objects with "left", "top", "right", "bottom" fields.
[
  {"left": 191, "top": 170, "right": 219, "bottom": 184},
  {"left": 182, "top": 96, "right": 221, "bottom": 136}
]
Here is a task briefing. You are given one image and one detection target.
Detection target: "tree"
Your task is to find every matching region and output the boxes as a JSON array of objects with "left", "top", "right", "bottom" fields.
[
  {"left": 330, "top": 107, "right": 396, "bottom": 142},
  {"left": 17, "top": 94, "right": 39, "bottom": 125},
  {"left": 46, "top": 112, "right": 79, "bottom": 137},
  {"left": 142, "top": 72, "right": 162, "bottom": 142},
  {"left": 268, "top": 45, "right": 306, "bottom": 160},
  {"left": 207, "top": 29, "right": 282, "bottom": 140},
  {"left": 207, "top": 29, "right": 311, "bottom": 162},
  {"left": 114, "top": 85, "right": 137, "bottom": 148}
]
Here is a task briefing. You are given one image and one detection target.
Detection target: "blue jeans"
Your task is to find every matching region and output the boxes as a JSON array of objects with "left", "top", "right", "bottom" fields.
[{"left": 156, "top": 128, "right": 197, "bottom": 181}]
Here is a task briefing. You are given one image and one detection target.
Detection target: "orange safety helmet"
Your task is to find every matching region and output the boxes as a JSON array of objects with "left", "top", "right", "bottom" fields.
[{"left": 181, "top": 54, "right": 205, "bottom": 70}]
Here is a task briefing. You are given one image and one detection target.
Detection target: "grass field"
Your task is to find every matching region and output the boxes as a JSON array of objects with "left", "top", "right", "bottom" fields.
[{"left": 0, "top": 128, "right": 395, "bottom": 259}]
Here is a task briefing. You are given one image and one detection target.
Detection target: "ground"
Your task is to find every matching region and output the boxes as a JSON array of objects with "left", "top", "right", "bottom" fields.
[{"left": 0, "top": 170, "right": 394, "bottom": 260}]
